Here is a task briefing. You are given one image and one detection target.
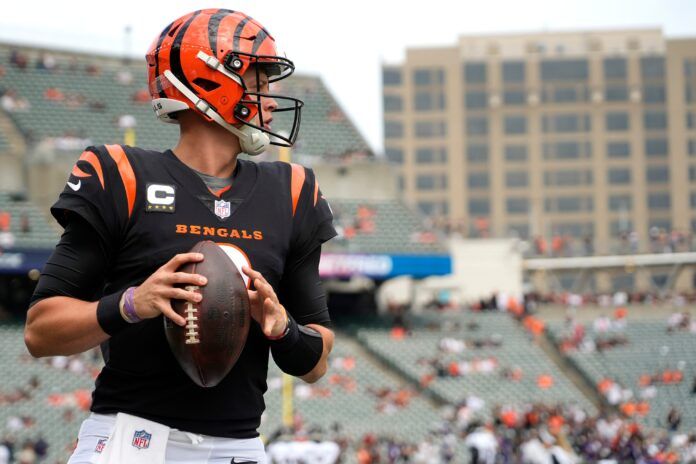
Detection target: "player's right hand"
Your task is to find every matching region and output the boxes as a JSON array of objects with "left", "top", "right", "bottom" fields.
[{"left": 132, "top": 252, "right": 207, "bottom": 326}]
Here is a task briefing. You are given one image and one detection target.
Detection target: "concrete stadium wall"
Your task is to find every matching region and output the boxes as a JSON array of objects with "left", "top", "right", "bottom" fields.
[
  {"left": 312, "top": 161, "right": 398, "bottom": 201},
  {"left": 449, "top": 238, "right": 524, "bottom": 302}
]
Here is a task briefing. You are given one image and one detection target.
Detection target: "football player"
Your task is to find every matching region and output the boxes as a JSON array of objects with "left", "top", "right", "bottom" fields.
[{"left": 24, "top": 9, "right": 336, "bottom": 464}]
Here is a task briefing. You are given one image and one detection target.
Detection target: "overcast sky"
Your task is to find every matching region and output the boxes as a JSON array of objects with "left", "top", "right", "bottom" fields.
[{"left": 1, "top": 0, "right": 695, "bottom": 151}]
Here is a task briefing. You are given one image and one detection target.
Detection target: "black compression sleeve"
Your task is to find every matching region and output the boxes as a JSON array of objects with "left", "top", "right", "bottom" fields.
[
  {"left": 278, "top": 246, "right": 331, "bottom": 327},
  {"left": 30, "top": 214, "right": 111, "bottom": 307}
]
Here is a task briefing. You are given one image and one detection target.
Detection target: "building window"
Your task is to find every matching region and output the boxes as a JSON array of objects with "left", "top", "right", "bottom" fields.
[
  {"left": 540, "top": 59, "right": 588, "bottom": 81},
  {"left": 505, "top": 144, "right": 528, "bottom": 162},
  {"left": 506, "top": 198, "right": 529, "bottom": 214},
  {"left": 503, "top": 90, "right": 526, "bottom": 105},
  {"left": 545, "top": 196, "right": 593, "bottom": 213},
  {"left": 416, "top": 148, "right": 433, "bottom": 164},
  {"left": 466, "top": 117, "right": 489, "bottom": 135},
  {"left": 643, "top": 111, "right": 667, "bottom": 130},
  {"left": 543, "top": 113, "right": 591, "bottom": 133},
  {"left": 645, "top": 138, "right": 668, "bottom": 157},
  {"left": 605, "top": 85, "right": 629, "bottom": 102},
  {"left": 640, "top": 57, "right": 665, "bottom": 79},
  {"left": 690, "top": 166, "right": 696, "bottom": 182},
  {"left": 604, "top": 58, "right": 627, "bottom": 79},
  {"left": 551, "top": 86, "right": 583, "bottom": 103},
  {"left": 468, "top": 172, "right": 490, "bottom": 189},
  {"left": 384, "top": 121, "right": 403, "bottom": 138},
  {"left": 467, "top": 143, "right": 488, "bottom": 163},
  {"left": 415, "top": 120, "right": 446, "bottom": 138},
  {"left": 607, "top": 141, "right": 630, "bottom": 158},
  {"left": 416, "top": 174, "right": 447, "bottom": 191},
  {"left": 383, "top": 68, "right": 402, "bottom": 86},
  {"left": 689, "top": 140, "right": 696, "bottom": 156},
  {"left": 544, "top": 170, "right": 593, "bottom": 187},
  {"left": 468, "top": 198, "right": 490, "bottom": 215},
  {"left": 385, "top": 147, "right": 403, "bottom": 163},
  {"left": 464, "top": 62, "right": 487, "bottom": 84},
  {"left": 688, "top": 112, "right": 695, "bottom": 129},
  {"left": 544, "top": 141, "right": 592, "bottom": 160},
  {"left": 608, "top": 168, "right": 631, "bottom": 185},
  {"left": 686, "top": 59, "right": 696, "bottom": 78},
  {"left": 647, "top": 192, "right": 670, "bottom": 209},
  {"left": 611, "top": 220, "right": 634, "bottom": 235},
  {"left": 502, "top": 61, "right": 525, "bottom": 83},
  {"left": 504, "top": 115, "right": 527, "bottom": 135},
  {"left": 506, "top": 171, "right": 528, "bottom": 188},
  {"left": 552, "top": 222, "right": 593, "bottom": 237},
  {"left": 383, "top": 95, "right": 402, "bottom": 113},
  {"left": 416, "top": 147, "right": 447, "bottom": 164},
  {"left": 417, "top": 202, "right": 435, "bottom": 215},
  {"left": 609, "top": 195, "right": 632, "bottom": 211},
  {"left": 646, "top": 165, "right": 669, "bottom": 183},
  {"left": 465, "top": 91, "right": 488, "bottom": 109},
  {"left": 414, "top": 68, "right": 444, "bottom": 86},
  {"left": 606, "top": 112, "right": 630, "bottom": 131},
  {"left": 643, "top": 85, "right": 666, "bottom": 103},
  {"left": 414, "top": 91, "right": 445, "bottom": 111},
  {"left": 690, "top": 192, "right": 696, "bottom": 208}
]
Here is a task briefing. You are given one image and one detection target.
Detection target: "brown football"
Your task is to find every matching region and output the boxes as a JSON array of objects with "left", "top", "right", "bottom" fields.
[{"left": 164, "top": 240, "right": 250, "bottom": 388}]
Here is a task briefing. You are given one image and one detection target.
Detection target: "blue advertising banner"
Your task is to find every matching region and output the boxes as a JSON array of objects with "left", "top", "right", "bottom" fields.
[
  {"left": 319, "top": 253, "right": 451, "bottom": 279},
  {"left": 0, "top": 249, "right": 51, "bottom": 275}
]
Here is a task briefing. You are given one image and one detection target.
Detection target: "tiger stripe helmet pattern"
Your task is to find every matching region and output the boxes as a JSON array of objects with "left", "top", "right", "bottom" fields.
[{"left": 146, "top": 9, "right": 303, "bottom": 155}]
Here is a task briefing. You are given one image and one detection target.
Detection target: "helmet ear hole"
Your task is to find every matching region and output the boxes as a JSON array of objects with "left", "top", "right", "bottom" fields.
[
  {"left": 192, "top": 77, "right": 221, "bottom": 92},
  {"left": 234, "top": 104, "right": 251, "bottom": 119}
]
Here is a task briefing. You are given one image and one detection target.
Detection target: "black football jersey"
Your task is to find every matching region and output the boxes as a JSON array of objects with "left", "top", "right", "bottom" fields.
[{"left": 50, "top": 144, "right": 336, "bottom": 438}]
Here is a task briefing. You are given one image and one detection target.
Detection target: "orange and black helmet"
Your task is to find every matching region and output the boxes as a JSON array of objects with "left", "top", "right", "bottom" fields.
[{"left": 146, "top": 9, "right": 303, "bottom": 155}]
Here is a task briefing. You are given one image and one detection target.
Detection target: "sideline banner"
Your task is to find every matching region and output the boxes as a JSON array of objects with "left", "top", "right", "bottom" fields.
[{"left": 319, "top": 253, "right": 451, "bottom": 278}]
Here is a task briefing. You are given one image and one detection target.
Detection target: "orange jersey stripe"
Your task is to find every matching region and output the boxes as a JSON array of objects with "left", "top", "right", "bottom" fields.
[
  {"left": 209, "top": 185, "right": 232, "bottom": 197},
  {"left": 313, "top": 179, "right": 320, "bottom": 207},
  {"left": 290, "top": 163, "right": 305, "bottom": 217},
  {"left": 105, "top": 144, "right": 137, "bottom": 219},
  {"left": 71, "top": 164, "right": 92, "bottom": 178},
  {"left": 78, "top": 151, "right": 104, "bottom": 188}
]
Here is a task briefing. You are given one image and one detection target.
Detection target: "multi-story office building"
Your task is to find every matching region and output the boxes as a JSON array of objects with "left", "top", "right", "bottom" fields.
[{"left": 383, "top": 29, "right": 696, "bottom": 256}]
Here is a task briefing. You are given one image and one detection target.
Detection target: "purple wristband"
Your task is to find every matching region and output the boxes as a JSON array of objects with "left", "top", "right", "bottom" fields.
[{"left": 122, "top": 287, "right": 141, "bottom": 323}]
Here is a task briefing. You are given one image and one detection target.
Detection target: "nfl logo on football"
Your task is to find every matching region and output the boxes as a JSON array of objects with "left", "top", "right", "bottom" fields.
[
  {"left": 131, "top": 430, "right": 151, "bottom": 450},
  {"left": 214, "top": 199, "right": 231, "bottom": 220}
]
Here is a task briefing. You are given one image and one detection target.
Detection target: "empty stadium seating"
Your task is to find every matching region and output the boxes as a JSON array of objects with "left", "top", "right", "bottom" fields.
[
  {"left": 0, "top": 192, "right": 59, "bottom": 248},
  {"left": 358, "top": 311, "right": 595, "bottom": 416},
  {"left": 547, "top": 319, "right": 696, "bottom": 430},
  {"left": 260, "top": 336, "right": 442, "bottom": 442},
  {"left": 0, "top": 325, "right": 443, "bottom": 463},
  {"left": 0, "top": 43, "right": 368, "bottom": 159},
  {"left": 325, "top": 199, "right": 447, "bottom": 255}
]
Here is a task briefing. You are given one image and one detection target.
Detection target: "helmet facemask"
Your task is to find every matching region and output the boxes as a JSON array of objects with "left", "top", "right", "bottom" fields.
[{"left": 225, "top": 52, "right": 304, "bottom": 148}]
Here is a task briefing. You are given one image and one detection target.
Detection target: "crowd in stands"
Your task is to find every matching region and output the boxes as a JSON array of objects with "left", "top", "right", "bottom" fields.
[
  {"left": 265, "top": 400, "right": 696, "bottom": 463},
  {"left": 0, "top": 436, "right": 49, "bottom": 464},
  {"left": 526, "top": 289, "right": 696, "bottom": 308},
  {"left": 0, "top": 208, "right": 33, "bottom": 251}
]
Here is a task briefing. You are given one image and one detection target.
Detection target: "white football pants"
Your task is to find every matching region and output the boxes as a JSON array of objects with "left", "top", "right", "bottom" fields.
[{"left": 67, "top": 413, "right": 267, "bottom": 464}]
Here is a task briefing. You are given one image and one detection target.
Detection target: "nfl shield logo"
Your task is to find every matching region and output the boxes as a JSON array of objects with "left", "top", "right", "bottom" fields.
[
  {"left": 94, "top": 438, "right": 107, "bottom": 453},
  {"left": 131, "top": 430, "right": 151, "bottom": 450},
  {"left": 214, "top": 199, "right": 231, "bottom": 219}
]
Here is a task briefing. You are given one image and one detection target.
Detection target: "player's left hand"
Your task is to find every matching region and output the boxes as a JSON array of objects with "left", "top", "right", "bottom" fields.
[{"left": 241, "top": 266, "right": 288, "bottom": 338}]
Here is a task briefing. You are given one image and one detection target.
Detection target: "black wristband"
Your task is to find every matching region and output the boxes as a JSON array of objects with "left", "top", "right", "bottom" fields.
[
  {"left": 269, "top": 313, "right": 324, "bottom": 377},
  {"left": 96, "top": 291, "right": 129, "bottom": 335},
  {"left": 268, "top": 312, "right": 300, "bottom": 352}
]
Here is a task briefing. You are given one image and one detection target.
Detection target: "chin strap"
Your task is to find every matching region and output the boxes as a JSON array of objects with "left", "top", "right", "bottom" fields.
[{"left": 162, "top": 69, "right": 270, "bottom": 156}]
